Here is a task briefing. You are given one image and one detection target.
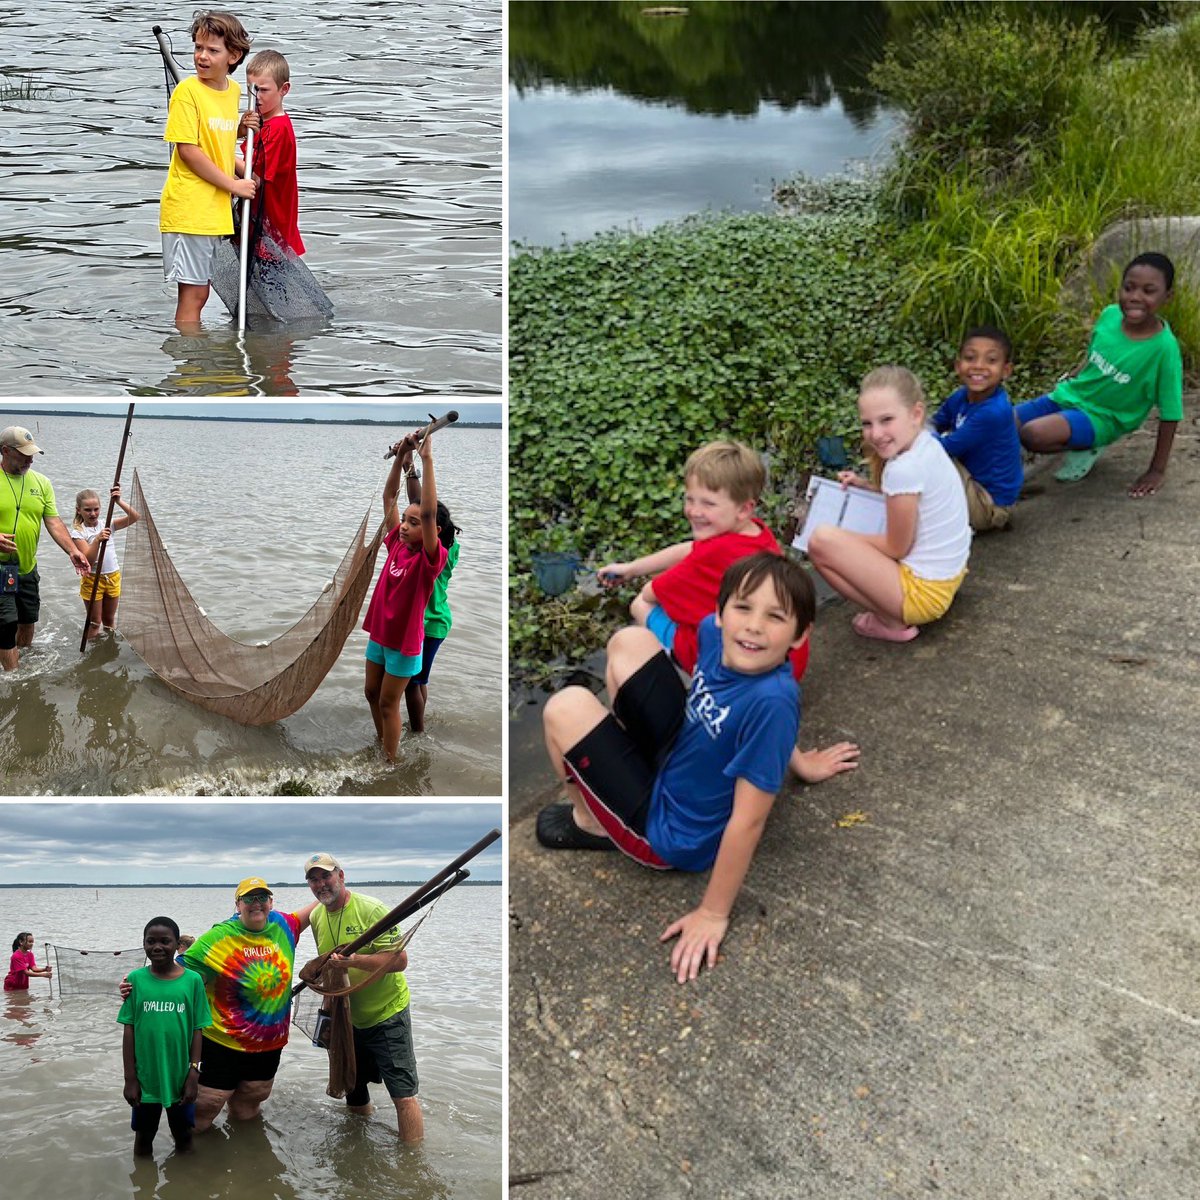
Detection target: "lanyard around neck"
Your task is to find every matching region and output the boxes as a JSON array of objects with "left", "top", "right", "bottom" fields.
[{"left": 3, "top": 470, "right": 25, "bottom": 562}]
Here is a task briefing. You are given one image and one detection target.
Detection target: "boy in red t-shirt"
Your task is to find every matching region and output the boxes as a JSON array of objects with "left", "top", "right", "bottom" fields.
[
  {"left": 237, "top": 49, "right": 305, "bottom": 255},
  {"left": 599, "top": 440, "right": 858, "bottom": 782}
]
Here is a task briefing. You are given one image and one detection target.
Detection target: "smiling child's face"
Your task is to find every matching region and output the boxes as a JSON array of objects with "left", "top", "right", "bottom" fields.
[
  {"left": 954, "top": 336, "right": 1012, "bottom": 403},
  {"left": 143, "top": 925, "right": 178, "bottom": 965},
  {"left": 1119, "top": 263, "right": 1172, "bottom": 331}
]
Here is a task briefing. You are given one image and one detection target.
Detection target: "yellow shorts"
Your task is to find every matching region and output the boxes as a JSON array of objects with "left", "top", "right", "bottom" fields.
[
  {"left": 80, "top": 569, "right": 121, "bottom": 601},
  {"left": 899, "top": 563, "right": 966, "bottom": 626}
]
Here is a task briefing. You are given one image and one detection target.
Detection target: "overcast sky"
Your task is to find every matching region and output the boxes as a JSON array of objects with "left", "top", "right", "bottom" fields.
[
  {"left": 0, "top": 400, "right": 501, "bottom": 425},
  {"left": 0, "top": 803, "right": 502, "bottom": 885}
]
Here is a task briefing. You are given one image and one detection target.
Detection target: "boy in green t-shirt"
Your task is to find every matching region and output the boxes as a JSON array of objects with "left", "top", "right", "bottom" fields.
[
  {"left": 118, "top": 917, "right": 211, "bottom": 1157},
  {"left": 160, "top": 11, "right": 260, "bottom": 330},
  {"left": 1016, "top": 252, "right": 1183, "bottom": 496}
]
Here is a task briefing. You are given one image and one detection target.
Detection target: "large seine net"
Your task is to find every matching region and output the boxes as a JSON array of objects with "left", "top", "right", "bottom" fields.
[
  {"left": 117, "top": 470, "right": 386, "bottom": 726},
  {"left": 46, "top": 944, "right": 145, "bottom": 996},
  {"left": 211, "top": 217, "right": 335, "bottom": 324}
]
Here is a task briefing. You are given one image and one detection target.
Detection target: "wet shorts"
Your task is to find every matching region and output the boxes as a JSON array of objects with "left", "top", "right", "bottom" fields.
[
  {"left": 366, "top": 639, "right": 423, "bottom": 679},
  {"left": 406, "top": 635, "right": 445, "bottom": 689},
  {"left": 561, "top": 650, "right": 686, "bottom": 868},
  {"left": 1014, "top": 395, "right": 1097, "bottom": 448},
  {"left": 162, "top": 232, "right": 223, "bottom": 286},
  {"left": 345, "top": 1006, "right": 420, "bottom": 1104},
  {"left": 80, "top": 569, "right": 121, "bottom": 601},
  {"left": 198, "top": 1035, "right": 283, "bottom": 1092},
  {"left": 131, "top": 1101, "right": 194, "bottom": 1141},
  {"left": 0, "top": 566, "right": 40, "bottom": 638},
  {"left": 899, "top": 563, "right": 967, "bottom": 626}
]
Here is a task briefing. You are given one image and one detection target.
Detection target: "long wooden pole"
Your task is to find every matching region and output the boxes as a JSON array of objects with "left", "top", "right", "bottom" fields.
[
  {"left": 291, "top": 828, "right": 501, "bottom": 997},
  {"left": 80, "top": 404, "right": 135, "bottom": 652}
]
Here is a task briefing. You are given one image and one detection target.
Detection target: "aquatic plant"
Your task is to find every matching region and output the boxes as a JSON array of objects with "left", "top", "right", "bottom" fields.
[{"left": 0, "top": 72, "right": 50, "bottom": 103}]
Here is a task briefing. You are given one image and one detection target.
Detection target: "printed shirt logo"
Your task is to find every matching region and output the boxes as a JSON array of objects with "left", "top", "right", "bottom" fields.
[
  {"left": 1088, "top": 347, "right": 1131, "bottom": 385},
  {"left": 686, "top": 668, "right": 730, "bottom": 739},
  {"left": 207, "top": 116, "right": 238, "bottom": 132},
  {"left": 142, "top": 1000, "right": 186, "bottom": 1013}
]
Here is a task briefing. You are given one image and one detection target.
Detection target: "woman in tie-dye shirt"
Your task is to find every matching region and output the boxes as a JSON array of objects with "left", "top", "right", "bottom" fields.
[{"left": 183, "top": 877, "right": 317, "bottom": 1132}]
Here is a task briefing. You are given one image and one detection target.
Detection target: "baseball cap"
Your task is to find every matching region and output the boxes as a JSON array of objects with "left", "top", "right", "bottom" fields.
[
  {"left": 0, "top": 427, "right": 44, "bottom": 456},
  {"left": 303, "top": 852, "right": 341, "bottom": 877},
  {"left": 234, "top": 876, "right": 273, "bottom": 901}
]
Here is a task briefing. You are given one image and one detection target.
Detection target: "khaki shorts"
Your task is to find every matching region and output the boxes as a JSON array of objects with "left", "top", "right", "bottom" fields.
[
  {"left": 899, "top": 563, "right": 967, "bottom": 626},
  {"left": 954, "top": 461, "right": 1014, "bottom": 532},
  {"left": 80, "top": 569, "right": 120, "bottom": 600},
  {"left": 162, "top": 232, "right": 223, "bottom": 285}
]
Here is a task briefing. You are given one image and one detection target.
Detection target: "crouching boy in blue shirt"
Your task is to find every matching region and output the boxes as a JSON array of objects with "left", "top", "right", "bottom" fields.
[{"left": 538, "top": 552, "right": 813, "bottom": 983}]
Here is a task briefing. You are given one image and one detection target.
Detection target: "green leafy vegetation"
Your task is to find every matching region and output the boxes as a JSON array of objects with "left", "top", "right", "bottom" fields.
[{"left": 511, "top": 5, "right": 1200, "bottom": 682}]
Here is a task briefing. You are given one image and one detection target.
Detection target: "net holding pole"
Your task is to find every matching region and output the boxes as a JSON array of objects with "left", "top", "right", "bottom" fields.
[
  {"left": 383, "top": 410, "right": 460, "bottom": 458},
  {"left": 80, "top": 404, "right": 135, "bottom": 653},
  {"left": 291, "top": 830, "right": 499, "bottom": 997},
  {"left": 237, "top": 84, "right": 258, "bottom": 334}
]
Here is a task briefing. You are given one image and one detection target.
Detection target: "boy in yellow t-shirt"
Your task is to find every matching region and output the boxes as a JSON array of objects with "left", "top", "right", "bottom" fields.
[{"left": 160, "top": 11, "right": 260, "bottom": 329}]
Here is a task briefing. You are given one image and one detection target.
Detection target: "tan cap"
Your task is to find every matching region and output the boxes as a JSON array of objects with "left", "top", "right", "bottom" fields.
[
  {"left": 303, "top": 852, "right": 341, "bottom": 877},
  {"left": 0, "top": 426, "right": 44, "bottom": 455}
]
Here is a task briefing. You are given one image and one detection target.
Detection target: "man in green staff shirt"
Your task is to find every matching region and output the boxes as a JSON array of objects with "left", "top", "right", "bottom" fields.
[
  {"left": 0, "top": 426, "right": 91, "bottom": 670},
  {"left": 304, "top": 852, "right": 424, "bottom": 1143}
]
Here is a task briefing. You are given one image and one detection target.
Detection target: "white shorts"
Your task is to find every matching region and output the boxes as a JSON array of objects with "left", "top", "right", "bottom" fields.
[{"left": 162, "top": 232, "right": 223, "bottom": 285}]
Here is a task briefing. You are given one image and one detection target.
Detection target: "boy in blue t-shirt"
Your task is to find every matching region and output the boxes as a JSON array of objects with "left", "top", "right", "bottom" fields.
[
  {"left": 537, "top": 552, "right": 813, "bottom": 983},
  {"left": 932, "top": 325, "right": 1024, "bottom": 531}
]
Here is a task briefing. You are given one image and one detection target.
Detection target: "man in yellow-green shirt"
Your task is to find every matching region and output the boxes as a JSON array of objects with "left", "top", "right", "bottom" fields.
[
  {"left": 304, "top": 852, "right": 424, "bottom": 1143},
  {"left": 0, "top": 426, "right": 91, "bottom": 671}
]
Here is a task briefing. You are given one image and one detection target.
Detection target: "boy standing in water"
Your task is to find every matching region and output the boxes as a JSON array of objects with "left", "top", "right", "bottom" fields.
[
  {"left": 160, "top": 11, "right": 259, "bottom": 329},
  {"left": 119, "top": 917, "right": 211, "bottom": 1157},
  {"left": 237, "top": 50, "right": 306, "bottom": 256}
]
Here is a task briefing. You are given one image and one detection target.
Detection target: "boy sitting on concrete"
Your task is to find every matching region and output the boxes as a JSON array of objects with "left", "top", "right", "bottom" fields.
[
  {"left": 599, "top": 439, "right": 857, "bottom": 782},
  {"left": 538, "top": 553, "right": 815, "bottom": 983}
]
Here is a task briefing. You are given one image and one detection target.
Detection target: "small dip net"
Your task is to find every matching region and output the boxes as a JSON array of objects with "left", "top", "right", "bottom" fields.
[
  {"left": 211, "top": 216, "right": 335, "bottom": 324},
  {"left": 46, "top": 944, "right": 145, "bottom": 997}
]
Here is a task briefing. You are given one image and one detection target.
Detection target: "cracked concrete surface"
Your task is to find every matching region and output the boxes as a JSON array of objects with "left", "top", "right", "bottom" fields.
[{"left": 508, "top": 409, "right": 1200, "bottom": 1199}]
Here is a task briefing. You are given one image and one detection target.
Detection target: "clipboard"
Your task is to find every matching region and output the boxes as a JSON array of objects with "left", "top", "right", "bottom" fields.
[{"left": 791, "top": 476, "right": 887, "bottom": 553}]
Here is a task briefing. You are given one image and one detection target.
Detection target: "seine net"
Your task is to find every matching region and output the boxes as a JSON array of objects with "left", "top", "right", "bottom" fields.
[
  {"left": 46, "top": 944, "right": 145, "bottom": 996},
  {"left": 117, "top": 470, "right": 386, "bottom": 726}
]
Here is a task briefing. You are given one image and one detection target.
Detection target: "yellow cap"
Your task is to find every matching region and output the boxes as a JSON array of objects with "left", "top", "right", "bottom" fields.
[{"left": 234, "top": 876, "right": 273, "bottom": 901}]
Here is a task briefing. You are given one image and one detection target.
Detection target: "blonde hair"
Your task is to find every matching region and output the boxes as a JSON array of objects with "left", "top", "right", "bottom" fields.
[
  {"left": 683, "top": 440, "right": 765, "bottom": 505},
  {"left": 245, "top": 49, "right": 290, "bottom": 85},
  {"left": 858, "top": 366, "right": 925, "bottom": 485},
  {"left": 73, "top": 489, "right": 101, "bottom": 533}
]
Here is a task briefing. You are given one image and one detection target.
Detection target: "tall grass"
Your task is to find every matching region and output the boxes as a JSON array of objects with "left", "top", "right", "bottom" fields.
[{"left": 875, "top": 8, "right": 1200, "bottom": 375}]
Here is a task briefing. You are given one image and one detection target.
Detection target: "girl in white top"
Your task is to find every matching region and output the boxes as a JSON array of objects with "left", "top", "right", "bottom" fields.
[
  {"left": 807, "top": 366, "right": 971, "bottom": 643},
  {"left": 72, "top": 484, "right": 140, "bottom": 640}
]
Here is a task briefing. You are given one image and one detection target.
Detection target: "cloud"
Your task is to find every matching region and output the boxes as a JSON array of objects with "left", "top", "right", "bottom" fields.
[{"left": 0, "top": 803, "right": 502, "bottom": 884}]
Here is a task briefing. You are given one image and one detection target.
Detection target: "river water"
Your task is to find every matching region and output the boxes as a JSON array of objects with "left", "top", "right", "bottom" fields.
[
  {"left": 0, "top": 407, "right": 502, "bottom": 796},
  {"left": 0, "top": 0, "right": 501, "bottom": 395},
  {"left": 0, "top": 882, "right": 502, "bottom": 1199},
  {"left": 508, "top": 0, "right": 898, "bottom": 246}
]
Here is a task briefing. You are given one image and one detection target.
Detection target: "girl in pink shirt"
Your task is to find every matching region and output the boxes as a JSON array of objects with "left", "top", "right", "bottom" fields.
[
  {"left": 362, "top": 430, "right": 447, "bottom": 762},
  {"left": 5, "top": 932, "right": 52, "bottom": 991}
]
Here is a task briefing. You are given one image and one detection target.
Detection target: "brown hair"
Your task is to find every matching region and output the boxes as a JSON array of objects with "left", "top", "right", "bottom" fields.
[
  {"left": 683, "top": 440, "right": 765, "bottom": 505},
  {"left": 717, "top": 552, "right": 815, "bottom": 640},
  {"left": 190, "top": 11, "right": 252, "bottom": 71},
  {"left": 859, "top": 365, "right": 925, "bottom": 486},
  {"left": 246, "top": 49, "right": 290, "bottom": 85}
]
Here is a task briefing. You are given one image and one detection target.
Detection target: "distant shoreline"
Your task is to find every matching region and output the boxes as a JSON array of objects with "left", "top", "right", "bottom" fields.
[
  {"left": 0, "top": 409, "right": 501, "bottom": 430},
  {"left": 1, "top": 880, "right": 500, "bottom": 888}
]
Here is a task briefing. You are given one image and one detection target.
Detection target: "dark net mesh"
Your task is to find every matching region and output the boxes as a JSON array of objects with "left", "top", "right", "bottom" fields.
[
  {"left": 47, "top": 944, "right": 145, "bottom": 996},
  {"left": 211, "top": 216, "right": 334, "bottom": 324}
]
